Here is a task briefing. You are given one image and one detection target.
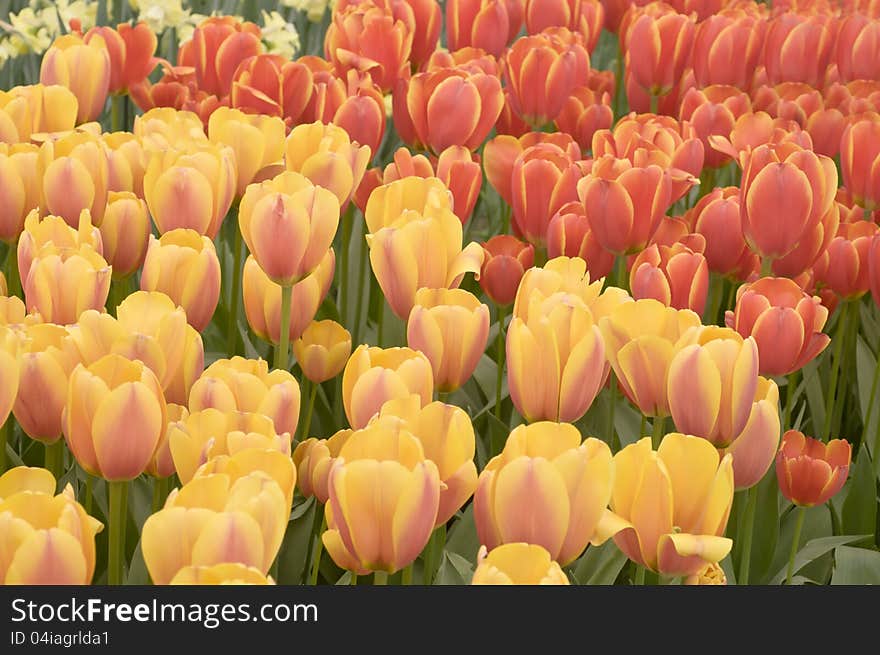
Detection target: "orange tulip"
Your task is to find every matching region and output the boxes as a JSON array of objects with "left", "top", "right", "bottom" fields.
[
  {"left": 99, "top": 191, "right": 150, "bottom": 279},
  {"left": 188, "top": 357, "right": 301, "bottom": 437},
  {"left": 623, "top": 6, "right": 695, "bottom": 101},
  {"left": 40, "top": 34, "right": 111, "bottom": 124},
  {"left": 63, "top": 354, "right": 167, "bottom": 481},
  {"left": 207, "top": 107, "right": 286, "bottom": 197},
  {"left": 546, "top": 201, "right": 615, "bottom": 282},
  {"left": 840, "top": 118, "right": 880, "bottom": 212},
  {"left": 771, "top": 199, "right": 841, "bottom": 280},
  {"left": 553, "top": 85, "right": 614, "bottom": 154},
  {"left": 293, "top": 429, "right": 353, "bottom": 501},
  {"left": 325, "top": 71, "right": 387, "bottom": 158},
  {"left": 0, "top": 143, "right": 40, "bottom": 243},
  {"left": 835, "top": 14, "right": 880, "bottom": 84},
  {"left": 871, "top": 235, "right": 880, "bottom": 309},
  {"left": 24, "top": 244, "right": 110, "bottom": 326},
  {"left": 140, "top": 229, "right": 221, "bottom": 332},
  {"left": 474, "top": 421, "right": 613, "bottom": 566},
  {"left": 472, "top": 543, "right": 569, "bottom": 584},
  {"left": 763, "top": 13, "right": 835, "bottom": 88},
  {"left": 243, "top": 250, "right": 336, "bottom": 346},
  {"left": 84, "top": 22, "right": 158, "bottom": 94},
  {"left": 177, "top": 16, "right": 263, "bottom": 98},
  {"left": 231, "top": 54, "right": 314, "bottom": 124},
  {"left": 293, "top": 320, "right": 352, "bottom": 384},
  {"left": 776, "top": 430, "right": 851, "bottom": 507},
  {"left": 446, "top": 0, "right": 518, "bottom": 56},
  {"left": 524, "top": 0, "right": 604, "bottom": 53},
  {"left": 479, "top": 235, "right": 536, "bottom": 306},
  {"left": 813, "top": 221, "right": 878, "bottom": 300},
  {"left": 678, "top": 86, "right": 752, "bottom": 169},
  {"left": 630, "top": 241, "right": 708, "bottom": 314},
  {"left": 683, "top": 188, "right": 758, "bottom": 279},
  {"left": 726, "top": 277, "right": 829, "bottom": 376},
  {"left": 691, "top": 13, "right": 765, "bottom": 89}
]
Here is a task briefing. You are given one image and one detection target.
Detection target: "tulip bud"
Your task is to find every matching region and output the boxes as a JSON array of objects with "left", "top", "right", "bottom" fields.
[
  {"left": 812, "top": 221, "right": 878, "bottom": 300},
  {"left": 479, "top": 235, "right": 535, "bottom": 307},
  {"left": 436, "top": 146, "right": 482, "bottom": 224},
  {"left": 554, "top": 86, "right": 614, "bottom": 154},
  {"left": 64, "top": 354, "right": 167, "bottom": 481},
  {"left": 446, "top": 0, "right": 516, "bottom": 57},
  {"left": 776, "top": 430, "right": 851, "bottom": 507},
  {"left": 475, "top": 421, "right": 613, "bottom": 565},
  {"left": 85, "top": 22, "right": 158, "bottom": 93},
  {"left": 177, "top": 16, "right": 263, "bottom": 98},
  {"left": 40, "top": 34, "right": 111, "bottom": 124},
  {"left": 40, "top": 133, "right": 110, "bottom": 228},
  {"left": 623, "top": 7, "right": 695, "bottom": 100},
  {"left": 231, "top": 54, "right": 314, "bottom": 124},
  {"left": 194, "top": 447, "right": 297, "bottom": 513},
  {"left": 0, "top": 144, "right": 40, "bottom": 243},
  {"left": 836, "top": 14, "right": 880, "bottom": 84},
  {"left": 100, "top": 192, "right": 150, "bottom": 280},
  {"left": 678, "top": 86, "right": 751, "bottom": 169},
  {"left": 763, "top": 13, "right": 835, "bottom": 88},
  {"left": 484, "top": 132, "right": 580, "bottom": 206},
  {"left": 293, "top": 320, "right": 353, "bottom": 384},
  {"left": 17, "top": 209, "right": 103, "bottom": 288},
  {"left": 189, "top": 357, "right": 301, "bottom": 437},
  {"left": 140, "top": 229, "right": 222, "bottom": 332},
  {"left": 630, "top": 242, "right": 709, "bottom": 315},
  {"left": 1, "top": 84, "right": 79, "bottom": 142},
  {"left": 472, "top": 543, "right": 570, "bottom": 584},
  {"left": 683, "top": 187, "right": 758, "bottom": 279},
  {"left": 329, "top": 70, "right": 387, "bottom": 158},
  {"left": 512, "top": 256, "right": 605, "bottom": 319},
  {"left": 840, "top": 118, "right": 880, "bottom": 212},
  {"left": 207, "top": 107, "right": 286, "bottom": 197},
  {"left": 102, "top": 132, "right": 146, "bottom": 197},
  {"left": 24, "top": 244, "right": 111, "bottom": 326},
  {"left": 294, "top": 429, "right": 353, "bottom": 501},
  {"left": 692, "top": 13, "right": 765, "bottom": 89},
  {"left": 594, "top": 434, "right": 734, "bottom": 576},
  {"left": 546, "top": 201, "right": 615, "bottom": 281}
]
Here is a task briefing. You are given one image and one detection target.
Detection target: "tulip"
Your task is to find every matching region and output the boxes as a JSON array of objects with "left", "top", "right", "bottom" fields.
[
  {"left": 231, "top": 54, "right": 314, "bottom": 124},
  {"left": 763, "top": 13, "right": 835, "bottom": 88},
  {"left": 623, "top": 7, "right": 695, "bottom": 103},
  {"left": 479, "top": 235, "right": 535, "bottom": 307},
  {"left": 691, "top": 13, "right": 766, "bottom": 90},
  {"left": 323, "top": 70, "right": 387, "bottom": 158},
  {"left": 406, "top": 288, "right": 490, "bottom": 393},
  {"left": 371, "top": 396, "right": 477, "bottom": 525},
  {"left": 142, "top": 471, "right": 288, "bottom": 584},
  {"left": 0, "top": 296, "right": 27, "bottom": 326},
  {"left": 284, "top": 122, "right": 371, "bottom": 208},
  {"left": 683, "top": 562, "right": 727, "bottom": 585},
  {"left": 599, "top": 299, "right": 702, "bottom": 417},
  {"left": 593, "top": 434, "right": 734, "bottom": 576},
  {"left": 130, "top": 65, "right": 224, "bottom": 127},
  {"left": 66, "top": 310, "right": 124, "bottom": 366},
  {"left": 177, "top": 16, "right": 263, "bottom": 98},
  {"left": 342, "top": 345, "right": 434, "bottom": 429},
  {"left": 168, "top": 408, "right": 291, "bottom": 485},
  {"left": 63, "top": 354, "right": 167, "bottom": 481},
  {"left": 140, "top": 229, "right": 222, "bottom": 332},
  {"left": 324, "top": 0, "right": 415, "bottom": 93},
  {"left": 99, "top": 192, "right": 151, "bottom": 280},
  {"left": 474, "top": 421, "right": 613, "bottom": 565},
  {"left": 840, "top": 118, "right": 880, "bottom": 212},
  {"left": 293, "top": 429, "right": 353, "bottom": 502},
  {"left": 13, "top": 324, "right": 80, "bottom": 444},
  {"left": 445, "top": 0, "right": 516, "bottom": 57},
  {"left": 0, "top": 144, "right": 40, "bottom": 243},
  {"left": 503, "top": 29, "right": 590, "bottom": 127},
  {"left": 194, "top": 447, "right": 297, "bottom": 513},
  {"left": 547, "top": 202, "right": 615, "bottom": 281},
  {"left": 776, "top": 430, "right": 851, "bottom": 507},
  {"left": 148, "top": 403, "right": 183, "bottom": 480},
  {"left": 725, "top": 277, "right": 830, "bottom": 376},
  {"left": 143, "top": 142, "right": 237, "bottom": 239},
  {"left": 243, "top": 251, "right": 336, "bottom": 345},
  {"left": 133, "top": 108, "right": 209, "bottom": 153},
  {"left": 630, "top": 242, "right": 709, "bottom": 315},
  {"left": 683, "top": 187, "right": 758, "bottom": 279},
  {"left": 40, "top": 133, "right": 110, "bottom": 228},
  {"left": 363, "top": 175, "right": 450, "bottom": 233},
  {"left": 40, "top": 34, "right": 111, "bottom": 124},
  {"left": 170, "top": 563, "right": 274, "bottom": 585},
  {"left": 293, "top": 320, "right": 353, "bottom": 385},
  {"left": 512, "top": 256, "right": 605, "bottom": 319},
  {"left": 24, "top": 244, "right": 111, "bottom": 326},
  {"left": 0, "top": 84, "right": 79, "bottom": 142},
  {"left": 836, "top": 15, "right": 880, "bottom": 84},
  {"left": 84, "top": 22, "right": 158, "bottom": 93},
  {"left": 0, "top": 326, "right": 20, "bottom": 435},
  {"left": 525, "top": 0, "right": 604, "bottom": 52},
  {"left": 553, "top": 86, "right": 614, "bottom": 154},
  {"left": 678, "top": 86, "right": 751, "bottom": 169},
  {"left": 472, "top": 543, "right": 570, "bottom": 584},
  {"left": 103, "top": 132, "right": 146, "bottom": 197},
  {"left": 401, "top": 66, "right": 503, "bottom": 153},
  {"left": 17, "top": 209, "right": 103, "bottom": 287},
  {"left": 812, "top": 221, "right": 878, "bottom": 300},
  {"left": 189, "top": 357, "right": 301, "bottom": 437},
  {"left": 871, "top": 235, "right": 880, "bottom": 309},
  {"left": 0, "top": 468, "right": 103, "bottom": 584},
  {"left": 207, "top": 107, "right": 286, "bottom": 197}
]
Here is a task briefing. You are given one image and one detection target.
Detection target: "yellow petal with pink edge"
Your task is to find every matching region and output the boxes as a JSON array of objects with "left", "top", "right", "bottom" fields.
[
  {"left": 591, "top": 510, "right": 646, "bottom": 567},
  {"left": 91, "top": 382, "right": 163, "bottom": 481},
  {"left": 657, "top": 432, "right": 721, "bottom": 532},
  {"left": 329, "top": 461, "right": 393, "bottom": 570},
  {"left": 558, "top": 324, "right": 605, "bottom": 423},
  {"left": 191, "top": 511, "right": 267, "bottom": 572},
  {"left": 724, "top": 387, "right": 780, "bottom": 490},
  {"left": 257, "top": 379, "right": 300, "bottom": 437},
  {"left": 224, "top": 473, "right": 288, "bottom": 569},
  {"left": 609, "top": 438, "right": 652, "bottom": 519},
  {"left": 5, "top": 528, "right": 88, "bottom": 584},
  {"left": 629, "top": 453, "right": 673, "bottom": 571},
  {"left": 668, "top": 344, "right": 722, "bottom": 439},
  {"left": 447, "top": 240, "right": 484, "bottom": 288},
  {"left": 694, "top": 454, "right": 735, "bottom": 536},
  {"left": 0, "top": 513, "right": 33, "bottom": 582},
  {"left": 300, "top": 152, "right": 355, "bottom": 208},
  {"left": 322, "top": 528, "right": 371, "bottom": 575},
  {"left": 503, "top": 421, "right": 582, "bottom": 460},
  {"left": 0, "top": 466, "right": 56, "bottom": 499},
  {"left": 437, "top": 459, "right": 477, "bottom": 525},
  {"left": 615, "top": 336, "right": 674, "bottom": 416},
  {"left": 348, "top": 368, "right": 412, "bottom": 429},
  {"left": 391, "top": 460, "right": 441, "bottom": 571},
  {"left": 657, "top": 533, "right": 733, "bottom": 577}
]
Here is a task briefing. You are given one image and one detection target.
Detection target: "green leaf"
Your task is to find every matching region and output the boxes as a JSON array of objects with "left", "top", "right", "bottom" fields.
[
  {"left": 445, "top": 504, "right": 480, "bottom": 562},
  {"left": 435, "top": 552, "right": 474, "bottom": 585},
  {"left": 732, "top": 470, "right": 779, "bottom": 584},
  {"left": 275, "top": 498, "right": 317, "bottom": 584},
  {"left": 842, "top": 447, "right": 877, "bottom": 537},
  {"left": 801, "top": 359, "right": 826, "bottom": 437},
  {"left": 125, "top": 540, "right": 150, "bottom": 585},
  {"left": 769, "top": 534, "right": 872, "bottom": 584},
  {"left": 571, "top": 541, "right": 628, "bottom": 585},
  {"left": 856, "top": 337, "right": 879, "bottom": 436},
  {"left": 830, "top": 546, "right": 880, "bottom": 585}
]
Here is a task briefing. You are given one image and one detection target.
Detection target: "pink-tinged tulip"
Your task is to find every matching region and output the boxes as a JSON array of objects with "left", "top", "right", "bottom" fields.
[
  {"left": 840, "top": 118, "right": 880, "bottom": 212},
  {"left": 683, "top": 187, "right": 758, "bottom": 279},
  {"left": 63, "top": 354, "right": 167, "bottom": 481},
  {"left": 763, "top": 13, "right": 835, "bottom": 88},
  {"left": 725, "top": 277, "right": 829, "bottom": 376},
  {"left": 170, "top": 563, "right": 274, "bottom": 585},
  {"left": 40, "top": 34, "right": 111, "bottom": 124},
  {"left": 554, "top": 86, "right": 614, "bottom": 154},
  {"left": 143, "top": 143, "right": 237, "bottom": 240},
  {"left": 525, "top": 0, "right": 604, "bottom": 53},
  {"left": 319, "top": 70, "right": 387, "bottom": 158},
  {"left": 546, "top": 202, "right": 616, "bottom": 282},
  {"left": 342, "top": 345, "right": 434, "bottom": 429},
  {"left": 512, "top": 256, "right": 605, "bottom": 319},
  {"left": 24, "top": 244, "right": 110, "bottom": 326},
  {"left": 99, "top": 191, "right": 150, "bottom": 279},
  {"left": 13, "top": 324, "right": 80, "bottom": 444},
  {"left": 836, "top": 15, "right": 880, "bottom": 84},
  {"left": 238, "top": 171, "right": 340, "bottom": 287},
  {"left": 188, "top": 357, "right": 301, "bottom": 437},
  {"left": 40, "top": 133, "right": 110, "bottom": 228},
  {"left": 140, "top": 229, "right": 221, "bottom": 332},
  {"left": 177, "top": 16, "right": 263, "bottom": 98},
  {"left": 0, "top": 84, "right": 79, "bottom": 142},
  {"left": 0, "top": 326, "right": 20, "bottom": 429},
  {"left": 871, "top": 235, "right": 880, "bottom": 309},
  {"left": 324, "top": 0, "right": 415, "bottom": 94},
  {"left": 323, "top": 457, "right": 441, "bottom": 574},
  {"left": 812, "top": 221, "right": 878, "bottom": 300},
  {"left": 231, "top": 54, "right": 314, "bottom": 124},
  {"left": 84, "top": 22, "right": 158, "bottom": 94},
  {"left": 594, "top": 434, "right": 733, "bottom": 576},
  {"left": 771, "top": 199, "right": 841, "bottom": 280},
  {"left": 207, "top": 107, "right": 286, "bottom": 197},
  {"left": 678, "top": 86, "right": 751, "bottom": 169},
  {"left": 684, "top": 561, "right": 727, "bottom": 585},
  {"left": 148, "top": 403, "right": 184, "bottom": 480},
  {"left": 285, "top": 121, "right": 371, "bottom": 208},
  {"left": 507, "top": 291, "right": 605, "bottom": 423},
  {"left": 293, "top": 320, "right": 352, "bottom": 384},
  {"left": 142, "top": 471, "right": 288, "bottom": 584},
  {"left": 66, "top": 310, "right": 125, "bottom": 366},
  {"left": 446, "top": 0, "right": 521, "bottom": 56},
  {"left": 472, "top": 543, "right": 569, "bottom": 584},
  {"left": 193, "top": 446, "right": 297, "bottom": 512},
  {"left": 293, "top": 429, "right": 353, "bottom": 501},
  {"left": 599, "top": 299, "right": 702, "bottom": 417},
  {"left": 0, "top": 468, "right": 103, "bottom": 584},
  {"left": 691, "top": 13, "right": 766, "bottom": 89},
  {"left": 0, "top": 296, "right": 27, "bottom": 326},
  {"left": 102, "top": 132, "right": 146, "bottom": 197},
  {"left": 243, "top": 251, "right": 336, "bottom": 346},
  {"left": 133, "top": 107, "right": 209, "bottom": 153},
  {"left": 407, "top": 288, "right": 490, "bottom": 392},
  {"left": 503, "top": 29, "right": 590, "bottom": 127},
  {"left": 776, "top": 430, "right": 851, "bottom": 507},
  {"left": 475, "top": 421, "right": 613, "bottom": 566},
  {"left": 630, "top": 242, "right": 709, "bottom": 315},
  {"left": 479, "top": 235, "right": 535, "bottom": 306},
  {"left": 0, "top": 143, "right": 40, "bottom": 243},
  {"left": 623, "top": 6, "right": 695, "bottom": 100},
  {"left": 17, "top": 209, "right": 103, "bottom": 287},
  {"left": 364, "top": 169, "right": 451, "bottom": 232},
  {"left": 168, "top": 408, "right": 290, "bottom": 485}
]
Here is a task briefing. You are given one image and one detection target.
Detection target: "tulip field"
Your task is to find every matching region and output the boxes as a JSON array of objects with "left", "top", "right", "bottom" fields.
[{"left": 1, "top": 0, "right": 880, "bottom": 589}]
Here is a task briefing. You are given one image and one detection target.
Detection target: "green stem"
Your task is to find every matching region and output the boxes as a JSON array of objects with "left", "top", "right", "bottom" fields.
[
  {"left": 151, "top": 477, "right": 169, "bottom": 513},
  {"left": 309, "top": 514, "right": 327, "bottom": 586},
  {"left": 302, "top": 502, "right": 324, "bottom": 584},
  {"left": 862, "top": 349, "right": 880, "bottom": 443},
  {"left": 108, "top": 480, "right": 127, "bottom": 585},
  {"left": 634, "top": 565, "right": 646, "bottom": 585},
  {"left": 275, "top": 284, "right": 293, "bottom": 371},
  {"left": 44, "top": 440, "right": 64, "bottom": 480},
  {"left": 300, "top": 381, "right": 318, "bottom": 443},
  {"left": 723, "top": 280, "right": 739, "bottom": 313},
  {"left": 639, "top": 413, "right": 647, "bottom": 438},
  {"left": 704, "top": 273, "right": 724, "bottom": 326},
  {"left": 822, "top": 301, "right": 850, "bottom": 441},
  {"left": 0, "top": 419, "right": 6, "bottom": 474},
  {"left": 226, "top": 222, "right": 242, "bottom": 357},
  {"left": 352, "top": 223, "right": 368, "bottom": 347},
  {"left": 651, "top": 415, "right": 665, "bottom": 450},
  {"left": 350, "top": 574, "right": 358, "bottom": 585},
  {"left": 738, "top": 485, "right": 758, "bottom": 585},
  {"left": 373, "top": 571, "right": 388, "bottom": 585},
  {"left": 760, "top": 257, "right": 773, "bottom": 278},
  {"left": 83, "top": 473, "right": 93, "bottom": 515},
  {"left": 4, "top": 244, "right": 20, "bottom": 298},
  {"left": 110, "top": 94, "right": 123, "bottom": 133},
  {"left": 783, "top": 370, "right": 800, "bottom": 431},
  {"left": 401, "top": 564, "right": 413, "bottom": 586},
  {"left": 649, "top": 93, "right": 659, "bottom": 115},
  {"left": 785, "top": 506, "right": 807, "bottom": 586},
  {"left": 608, "top": 371, "right": 618, "bottom": 451},
  {"left": 612, "top": 254, "right": 627, "bottom": 291},
  {"left": 494, "top": 305, "right": 508, "bottom": 421}
]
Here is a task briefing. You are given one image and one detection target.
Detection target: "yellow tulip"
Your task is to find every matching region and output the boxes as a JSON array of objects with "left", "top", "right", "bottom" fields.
[
  {"left": 148, "top": 403, "right": 185, "bottom": 479},
  {"left": 0, "top": 325, "right": 21, "bottom": 428},
  {"left": 512, "top": 256, "right": 605, "bottom": 321},
  {"left": 0, "top": 143, "right": 41, "bottom": 243},
  {"left": 471, "top": 543, "right": 570, "bottom": 585},
  {"left": 194, "top": 447, "right": 297, "bottom": 511},
  {"left": 39, "top": 132, "right": 110, "bottom": 227},
  {"left": 100, "top": 191, "right": 151, "bottom": 279},
  {"left": 39, "top": 34, "right": 110, "bottom": 124},
  {"left": 0, "top": 84, "right": 78, "bottom": 142},
  {"left": 102, "top": 131, "right": 146, "bottom": 196},
  {"left": 293, "top": 429, "right": 353, "bottom": 503},
  {"left": 17, "top": 209, "right": 103, "bottom": 287},
  {"left": 364, "top": 176, "right": 452, "bottom": 234},
  {"left": 208, "top": 107, "right": 286, "bottom": 196},
  {"left": 133, "top": 108, "right": 208, "bottom": 153},
  {"left": 293, "top": 320, "right": 352, "bottom": 384},
  {"left": 169, "top": 563, "right": 274, "bottom": 585}
]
